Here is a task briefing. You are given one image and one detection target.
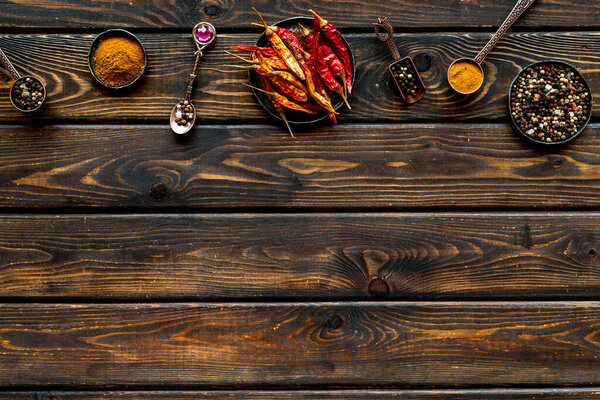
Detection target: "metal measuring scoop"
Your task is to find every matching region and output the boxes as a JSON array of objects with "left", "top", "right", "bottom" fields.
[
  {"left": 373, "top": 18, "right": 425, "bottom": 104},
  {"left": 170, "top": 22, "right": 216, "bottom": 135},
  {"left": 0, "top": 48, "right": 46, "bottom": 112},
  {"left": 447, "top": 0, "right": 537, "bottom": 94}
]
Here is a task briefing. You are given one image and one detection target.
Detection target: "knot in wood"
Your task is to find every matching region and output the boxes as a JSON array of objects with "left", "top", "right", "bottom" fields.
[
  {"left": 327, "top": 314, "right": 344, "bottom": 330},
  {"left": 150, "top": 183, "right": 168, "bottom": 200},
  {"left": 204, "top": 5, "right": 222, "bottom": 17},
  {"left": 589, "top": 248, "right": 597, "bottom": 259},
  {"left": 368, "top": 277, "right": 390, "bottom": 298},
  {"left": 413, "top": 53, "right": 432, "bottom": 72}
]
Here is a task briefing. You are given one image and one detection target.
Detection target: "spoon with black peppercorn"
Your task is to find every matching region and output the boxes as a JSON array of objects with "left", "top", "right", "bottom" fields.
[
  {"left": 0, "top": 48, "right": 46, "bottom": 113},
  {"left": 170, "top": 22, "right": 216, "bottom": 135},
  {"left": 373, "top": 18, "right": 425, "bottom": 104}
]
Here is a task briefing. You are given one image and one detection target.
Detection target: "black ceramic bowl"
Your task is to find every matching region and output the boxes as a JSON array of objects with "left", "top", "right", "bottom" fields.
[
  {"left": 88, "top": 29, "right": 147, "bottom": 90},
  {"left": 509, "top": 60, "right": 593, "bottom": 145},
  {"left": 249, "top": 16, "right": 355, "bottom": 125}
]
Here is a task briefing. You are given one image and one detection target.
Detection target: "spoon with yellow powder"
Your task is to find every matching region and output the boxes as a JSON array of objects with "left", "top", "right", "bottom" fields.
[{"left": 447, "top": 0, "right": 537, "bottom": 95}]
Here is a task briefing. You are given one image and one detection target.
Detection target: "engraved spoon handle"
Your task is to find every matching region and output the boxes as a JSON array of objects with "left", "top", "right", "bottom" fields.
[
  {"left": 0, "top": 48, "right": 21, "bottom": 81},
  {"left": 474, "top": 0, "right": 537, "bottom": 65},
  {"left": 184, "top": 51, "right": 202, "bottom": 101}
]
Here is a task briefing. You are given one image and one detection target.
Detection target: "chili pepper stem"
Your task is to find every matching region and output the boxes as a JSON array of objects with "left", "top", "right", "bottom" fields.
[
  {"left": 298, "top": 24, "right": 310, "bottom": 38},
  {"left": 223, "top": 64, "right": 252, "bottom": 69},
  {"left": 225, "top": 51, "right": 257, "bottom": 64},
  {"left": 308, "top": 9, "right": 326, "bottom": 26},
  {"left": 243, "top": 82, "right": 276, "bottom": 97},
  {"left": 279, "top": 111, "right": 295, "bottom": 138},
  {"left": 337, "top": 89, "right": 351, "bottom": 109},
  {"left": 253, "top": 8, "right": 272, "bottom": 33},
  {"left": 341, "top": 70, "right": 348, "bottom": 97}
]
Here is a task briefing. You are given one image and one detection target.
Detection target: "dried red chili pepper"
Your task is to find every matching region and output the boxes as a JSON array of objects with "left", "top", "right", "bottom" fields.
[
  {"left": 310, "top": 10, "right": 353, "bottom": 93},
  {"left": 313, "top": 33, "right": 350, "bottom": 109},
  {"left": 305, "top": 57, "right": 326, "bottom": 93},
  {"left": 275, "top": 26, "right": 311, "bottom": 60},
  {"left": 298, "top": 24, "right": 314, "bottom": 49},
  {"left": 312, "top": 33, "right": 340, "bottom": 93},
  {"left": 258, "top": 76, "right": 294, "bottom": 137},
  {"left": 230, "top": 46, "right": 278, "bottom": 57},
  {"left": 226, "top": 50, "right": 289, "bottom": 71},
  {"left": 295, "top": 24, "right": 326, "bottom": 95},
  {"left": 268, "top": 70, "right": 308, "bottom": 92},
  {"left": 244, "top": 83, "right": 317, "bottom": 115},
  {"left": 289, "top": 43, "right": 338, "bottom": 122},
  {"left": 256, "top": 53, "right": 308, "bottom": 103},
  {"left": 254, "top": 8, "right": 305, "bottom": 80},
  {"left": 319, "top": 40, "right": 345, "bottom": 79},
  {"left": 300, "top": 23, "right": 347, "bottom": 95}
]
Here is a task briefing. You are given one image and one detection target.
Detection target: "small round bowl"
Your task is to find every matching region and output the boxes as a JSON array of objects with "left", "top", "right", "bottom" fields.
[
  {"left": 88, "top": 29, "right": 147, "bottom": 90},
  {"left": 509, "top": 60, "right": 593, "bottom": 146},
  {"left": 447, "top": 58, "right": 484, "bottom": 95},
  {"left": 249, "top": 16, "right": 355, "bottom": 125},
  {"left": 10, "top": 76, "right": 46, "bottom": 113}
]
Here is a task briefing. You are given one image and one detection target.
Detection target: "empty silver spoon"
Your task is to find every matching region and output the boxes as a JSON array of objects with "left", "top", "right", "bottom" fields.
[{"left": 170, "top": 22, "right": 216, "bottom": 135}]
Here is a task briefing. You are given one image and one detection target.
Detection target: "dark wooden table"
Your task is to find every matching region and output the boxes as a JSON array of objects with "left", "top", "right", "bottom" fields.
[{"left": 1, "top": 1, "right": 600, "bottom": 399}]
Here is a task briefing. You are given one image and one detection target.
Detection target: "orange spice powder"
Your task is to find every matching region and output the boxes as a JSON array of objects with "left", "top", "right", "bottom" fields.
[
  {"left": 448, "top": 60, "right": 483, "bottom": 93},
  {"left": 93, "top": 35, "right": 145, "bottom": 87}
]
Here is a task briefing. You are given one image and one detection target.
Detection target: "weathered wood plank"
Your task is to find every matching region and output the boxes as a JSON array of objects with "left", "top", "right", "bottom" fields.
[
  {"left": 3, "top": 303, "right": 600, "bottom": 387},
  {"left": 4, "top": 389, "right": 600, "bottom": 400},
  {"left": 0, "top": 124, "right": 599, "bottom": 209},
  {"left": 1, "top": 213, "right": 600, "bottom": 300},
  {"left": 1, "top": 0, "right": 599, "bottom": 29},
  {"left": 0, "top": 32, "right": 598, "bottom": 122}
]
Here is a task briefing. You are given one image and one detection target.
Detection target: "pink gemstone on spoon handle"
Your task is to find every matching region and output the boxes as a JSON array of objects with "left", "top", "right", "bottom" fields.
[{"left": 196, "top": 25, "right": 214, "bottom": 43}]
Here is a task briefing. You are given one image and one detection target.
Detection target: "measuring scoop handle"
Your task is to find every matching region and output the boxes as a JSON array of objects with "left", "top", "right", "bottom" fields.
[
  {"left": 474, "top": 0, "right": 537, "bottom": 65},
  {"left": 374, "top": 18, "right": 401, "bottom": 61},
  {"left": 0, "top": 48, "right": 21, "bottom": 81}
]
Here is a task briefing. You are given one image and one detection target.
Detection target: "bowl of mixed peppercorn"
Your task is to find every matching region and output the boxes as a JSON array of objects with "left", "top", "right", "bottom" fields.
[{"left": 509, "top": 60, "right": 592, "bottom": 145}]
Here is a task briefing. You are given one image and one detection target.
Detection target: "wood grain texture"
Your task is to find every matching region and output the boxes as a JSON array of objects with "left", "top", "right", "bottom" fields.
[
  {"left": 4, "top": 389, "right": 600, "bottom": 400},
  {"left": 1, "top": 213, "right": 600, "bottom": 300},
  {"left": 1, "top": 0, "right": 599, "bottom": 29},
  {"left": 0, "top": 124, "right": 600, "bottom": 209},
  {"left": 0, "top": 32, "right": 598, "bottom": 123},
  {"left": 4, "top": 303, "right": 600, "bottom": 387}
]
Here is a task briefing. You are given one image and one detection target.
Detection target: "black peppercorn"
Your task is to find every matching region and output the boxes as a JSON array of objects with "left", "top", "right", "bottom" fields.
[
  {"left": 390, "top": 58, "right": 421, "bottom": 100},
  {"left": 10, "top": 76, "right": 45, "bottom": 111}
]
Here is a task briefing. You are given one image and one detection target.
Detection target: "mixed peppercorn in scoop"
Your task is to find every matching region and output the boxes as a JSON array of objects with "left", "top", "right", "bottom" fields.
[{"left": 510, "top": 63, "right": 591, "bottom": 143}]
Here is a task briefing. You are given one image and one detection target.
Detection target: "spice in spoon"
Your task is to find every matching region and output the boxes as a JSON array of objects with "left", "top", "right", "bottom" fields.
[
  {"left": 390, "top": 59, "right": 421, "bottom": 99},
  {"left": 448, "top": 60, "right": 483, "bottom": 94},
  {"left": 93, "top": 35, "right": 145, "bottom": 87},
  {"left": 174, "top": 100, "right": 194, "bottom": 127},
  {"left": 11, "top": 77, "right": 44, "bottom": 111}
]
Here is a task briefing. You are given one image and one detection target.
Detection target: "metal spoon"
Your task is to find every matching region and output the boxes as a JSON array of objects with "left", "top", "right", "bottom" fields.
[
  {"left": 170, "top": 22, "right": 216, "bottom": 135},
  {"left": 448, "top": 0, "right": 537, "bottom": 95},
  {"left": 0, "top": 48, "right": 46, "bottom": 113}
]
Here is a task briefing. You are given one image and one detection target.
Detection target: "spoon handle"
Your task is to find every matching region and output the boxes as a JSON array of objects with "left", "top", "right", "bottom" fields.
[
  {"left": 373, "top": 18, "right": 401, "bottom": 61},
  {"left": 185, "top": 51, "right": 202, "bottom": 101},
  {"left": 474, "top": 0, "right": 537, "bottom": 65},
  {"left": 0, "top": 48, "right": 21, "bottom": 81}
]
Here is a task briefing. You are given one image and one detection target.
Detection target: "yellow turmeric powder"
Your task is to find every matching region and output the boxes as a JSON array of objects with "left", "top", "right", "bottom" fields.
[
  {"left": 448, "top": 60, "right": 483, "bottom": 94},
  {"left": 93, "top": 35, "right": 145, "bottom": 87}
]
